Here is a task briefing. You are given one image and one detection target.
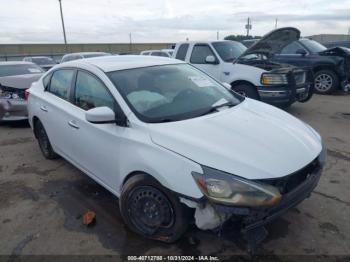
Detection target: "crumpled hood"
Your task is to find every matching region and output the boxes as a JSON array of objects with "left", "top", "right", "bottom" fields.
[
  {"left": 148, "top": 99, "right": 322, "bottom": 180},
  {"left": 318, "top": 46, "right": 350, "bottom": 57},
  {"left": 240, "top": 27, "right": 300, "bottom": 57},
  {"left": 0, "top": 73, "right": 42, "bottom": 89}
]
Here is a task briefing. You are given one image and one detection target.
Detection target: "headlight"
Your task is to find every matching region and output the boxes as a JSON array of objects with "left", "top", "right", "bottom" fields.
[
  {"left": 192, "top": 167, "right": 281, "bottom": 207},
  {"left": 0, "top": 86, "right": 24, "bottom": 100},
  {"left": 261, "top": 73, "right": 288, "bottom": 85}
]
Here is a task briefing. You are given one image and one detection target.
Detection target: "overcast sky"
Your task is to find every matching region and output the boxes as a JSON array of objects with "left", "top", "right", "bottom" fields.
[{"left": 0, "top": 0, "right": 349, "bottom": 43}]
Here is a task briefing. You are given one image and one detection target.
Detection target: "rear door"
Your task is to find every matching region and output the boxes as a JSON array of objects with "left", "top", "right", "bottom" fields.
[{"left": 38, "top": 68, "right": 77, "bottom": 157}]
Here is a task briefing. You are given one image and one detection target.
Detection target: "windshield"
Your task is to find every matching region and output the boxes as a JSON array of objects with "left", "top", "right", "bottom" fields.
[
  {"left": 83, "top": 53, "right": 110, "bottom": 58},
  {"left": 300, "top": 39, "right": 327, "bottom": 53},
  {"left": 212, "top": 41, "right": 247, "bottom": 62},
  {"left": 0, "top": 64, "right": 43, "bottom": 77},
  {"left": 108, "top": 64, "right": 243, "bottom": 123},
  {"left": 32, "top": 57, "right": 55, "bottom": 65}
]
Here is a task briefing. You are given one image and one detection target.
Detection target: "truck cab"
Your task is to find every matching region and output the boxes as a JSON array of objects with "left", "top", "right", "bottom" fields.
[{"left": 173, "top": 28, "right": 313, "bottom": 108}]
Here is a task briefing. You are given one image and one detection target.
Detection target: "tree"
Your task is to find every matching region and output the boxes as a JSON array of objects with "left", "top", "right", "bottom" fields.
[{"left": 224, "top": 35, "right": 261, "bottom": 41}]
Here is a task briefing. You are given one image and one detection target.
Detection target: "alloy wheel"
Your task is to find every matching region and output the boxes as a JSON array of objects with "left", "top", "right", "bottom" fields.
[{"left": 314, "top": 73, "right": 333, "bottom": 92}]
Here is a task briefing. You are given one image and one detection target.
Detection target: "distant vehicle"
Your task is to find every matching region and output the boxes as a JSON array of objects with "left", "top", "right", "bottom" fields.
[
  {"left": 140, "top": 49, "right": 173, "bottom": 57},
  {"left": 173, "top": 28, "right": 313, "bottom": 108},
  {"left": 60, "top": 52, "right": 111, "bottom": 63},
  {"left": 23, "top": 56, "right": 56, "bottom": 71},
  {"left": 270, "top": 38, "right": 350, "bottom": 94},
  {"left": 324, "top": 41, "right": 350, "bottom": 49},
  {"left": 27, "top": 55, "right": 325, "bottom": 247},
  {"left": 0, "top": 62, "right": 44, "bottom": 121}
]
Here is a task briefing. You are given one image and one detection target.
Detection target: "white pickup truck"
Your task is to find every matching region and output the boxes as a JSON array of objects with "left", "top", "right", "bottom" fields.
[{"left": 172, "top": 28, "right": 313, "bottom": 108}]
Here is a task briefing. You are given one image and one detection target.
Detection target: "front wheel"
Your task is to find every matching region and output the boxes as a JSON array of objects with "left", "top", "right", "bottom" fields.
[
  {"left": 119, "top": 174, "right": 189, "bottom": 243},
  {"left": 313, "top": 70, "right": 339, "bottom": 94},
  {"left": 232, "top": 83, "right": 259, "bottom": 100}
]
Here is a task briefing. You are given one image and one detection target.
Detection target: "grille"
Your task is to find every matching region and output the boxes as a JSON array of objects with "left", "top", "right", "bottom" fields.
[
  {"left": 294, "top": 71, "right": 306, "bottom": 86},
  {"left": 256, "top": 158, "right": 320, "bottom": 195}
]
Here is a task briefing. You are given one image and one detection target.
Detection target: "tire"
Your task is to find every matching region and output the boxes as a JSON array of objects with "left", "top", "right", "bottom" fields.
[
  {"left": 313, "top": 70, "right": 339, "bottom": 94},
  {"left": 34, "top": 120, "right": 59, "bottom": 159},
  {"left": 232, "top": 83, "right": 259, "bottom": 100},
  {"left": 119, "top": 174, "right": 189, "bottom": 243}
]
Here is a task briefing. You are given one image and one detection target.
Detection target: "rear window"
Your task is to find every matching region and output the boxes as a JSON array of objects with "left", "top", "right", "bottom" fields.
[
  {"left": 0, "top": 64, "right": 44, "bottom": 77},
  {"left": 32, "top": 57, "right": 55, "bottom": 65},
  {"left": 175, "top": 44, "right": 189, "bottom": 61}
]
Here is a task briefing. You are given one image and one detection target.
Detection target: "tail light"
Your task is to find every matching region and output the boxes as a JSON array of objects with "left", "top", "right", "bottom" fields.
[{"left": 25, "top": 89, "right": 30, "bottom": 101}]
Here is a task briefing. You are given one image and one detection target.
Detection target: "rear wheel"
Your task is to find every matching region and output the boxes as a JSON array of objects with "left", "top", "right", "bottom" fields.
[
  {"left": 232, "top": 83, "right": 259, "bottom": 100},
  {"left": 314, "top": 70, "right": 339, "bottom": 94},
  {"left": 34, "top": 120, "right": 59, "bottom": 159},
  {"left": 119, "top": 174, "right": 189, "bottom": 243}
]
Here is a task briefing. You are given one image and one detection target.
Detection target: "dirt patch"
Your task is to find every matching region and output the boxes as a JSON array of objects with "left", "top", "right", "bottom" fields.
[
  {"left": 0, "top": 137, "right": 34, "bottom": 147},
  {"left": 0, "top": 181, "right": 39, "bottom": 208},
  {"left": 327, "top": 149, "right": 350, "bottom": 162},
  {"left": 319, "top": 222, "right": 339, "bottom": 234}
]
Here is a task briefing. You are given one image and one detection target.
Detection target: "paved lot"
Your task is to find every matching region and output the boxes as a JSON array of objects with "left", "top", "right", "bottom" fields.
[{"left": 0, "top": 94, "right": 349, "bottom": 260}]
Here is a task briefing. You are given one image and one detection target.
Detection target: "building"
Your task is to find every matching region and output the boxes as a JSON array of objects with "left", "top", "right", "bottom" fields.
[{"left": 307, "top": 34, "right": 350, "bottom": 44}]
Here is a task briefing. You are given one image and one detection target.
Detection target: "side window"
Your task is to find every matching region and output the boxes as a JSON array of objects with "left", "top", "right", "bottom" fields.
[
  {"left": 190, "top": 44, "right": 216, "bottom": 64},
  {"left": 280, "top": 41, "right": 306, "bottom": 54},
  {"left": 74, "top": 71, "right": 115, "bottom": 111},
  {"left": 42, "top": 72, "right": 52, "bottom": 89},
  {"left": 48, "top": 69, "right": 74, "bottom": 100},
  {"left": 175, "top": 44, "right": 189, "bottom": 61}
]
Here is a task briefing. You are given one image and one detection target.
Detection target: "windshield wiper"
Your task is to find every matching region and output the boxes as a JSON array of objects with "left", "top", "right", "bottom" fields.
[{"left": 199, "top": 101, "right": 235, "bottom": 116}]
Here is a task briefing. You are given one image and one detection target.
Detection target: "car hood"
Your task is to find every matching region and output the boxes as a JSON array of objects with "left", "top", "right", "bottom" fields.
[
  {"left": 148, "top": 99, "right": 322, "bottom": 180},
  {"left": 240, "top": 27, "right": 300, "bottom": 57},
  {"left": 0, "top": 73, "right": 42, "bottom": 89}
]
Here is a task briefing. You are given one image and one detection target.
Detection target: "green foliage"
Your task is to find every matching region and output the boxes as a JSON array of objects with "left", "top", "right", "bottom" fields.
[{"left": 224, "top": 35, "right": 261, "bottom": 41}]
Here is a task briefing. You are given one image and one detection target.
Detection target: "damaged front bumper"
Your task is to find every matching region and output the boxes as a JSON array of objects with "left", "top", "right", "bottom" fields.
[
  {"left": 181, "top": 155, "right": 323, "bottom": 250},
  {"left": 0, "top": 98, "right": 28, "bottom": 121}
]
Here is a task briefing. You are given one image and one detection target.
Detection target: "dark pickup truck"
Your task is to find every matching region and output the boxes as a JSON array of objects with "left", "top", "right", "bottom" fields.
[{"left": 242, "top": 33, "right": 350, "bottom": 94}]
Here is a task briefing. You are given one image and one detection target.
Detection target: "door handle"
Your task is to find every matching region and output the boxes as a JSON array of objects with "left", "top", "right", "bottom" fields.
[
  {"left": 68, "top": 120, "right": 79, "bottom": 129},
  {"left": 40, "top": 106, "right": 48, "bottom": 112}
]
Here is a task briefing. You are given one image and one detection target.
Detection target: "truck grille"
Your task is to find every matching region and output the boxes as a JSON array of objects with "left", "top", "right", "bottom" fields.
[{"left": 256, "top": 158, "right": 320, "bottom": 195}]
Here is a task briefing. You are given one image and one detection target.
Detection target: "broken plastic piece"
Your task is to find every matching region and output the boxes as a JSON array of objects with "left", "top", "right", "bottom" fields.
[{"left": 83, "top": 211, "right": 96, "bottom": 226}]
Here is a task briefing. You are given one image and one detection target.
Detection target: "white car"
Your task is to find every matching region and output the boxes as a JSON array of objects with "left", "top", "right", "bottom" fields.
[
  {"left": 27, "top": 55, "right": 326, "bottom": 247},
  {"left": 60, "top": 52, "right": 111, "bottom": 63}
]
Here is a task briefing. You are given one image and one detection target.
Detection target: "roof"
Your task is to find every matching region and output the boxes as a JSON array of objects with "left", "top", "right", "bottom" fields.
[
  {"left": 175, "top": 40, "right": 238, "bottom": 45},
  {"left": 65, "top": 55, "right": 185, "bottom": 72},
  {"left": 0, "top": 61, "right": 34, "bottom": 66}
]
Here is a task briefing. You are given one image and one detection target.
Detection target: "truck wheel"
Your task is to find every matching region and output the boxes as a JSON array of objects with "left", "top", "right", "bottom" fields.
[
  {"left": 119, "top": 174, "right": 189, "bottom": 243},
  {"left": 314, "top": 70, "right": 339, "bottom": 94},
  {"left": 232, "top": 84, "right": 259, "bottom": 100},
  {"left": 35, "top": 120, "right": 59, "bottom": 159}
]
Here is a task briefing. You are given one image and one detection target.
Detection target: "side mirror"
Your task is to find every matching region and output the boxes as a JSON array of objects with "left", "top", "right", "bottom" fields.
[
  {"left": 222, "top": 82, "right": 231, "bottom": 89},
  {"left": 296, "top": 49, "right": 307, "bottom": 56},
  {"left": 85, "top": 106, "right": 115, "bottom": 124},
  {"left": 205, "top": 55, "right": 217, "bottom": 64}
]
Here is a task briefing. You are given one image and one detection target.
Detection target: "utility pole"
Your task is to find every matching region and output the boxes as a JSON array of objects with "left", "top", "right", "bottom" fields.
[
  {"left": 348, "top": 26, "right": 350, "bottom": 40},
  {"left": 129, "top": 33, "right": 132, "bottom": 52},
  {"left": 217, "top": 31, "right": 219, "bottom": 40},
  {"left": 245, "top": 17, "right": 252, "bottom": 37},
  {"left": 58, "top": 0, "right": 67, "bottom": 50},
  {"left": 275, "top": 18, "right": 278, "bottom": 29}
]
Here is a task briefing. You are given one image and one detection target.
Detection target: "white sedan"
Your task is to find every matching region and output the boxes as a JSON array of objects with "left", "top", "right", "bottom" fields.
[{"left": 27, "top": 55, "right": 326, "bottom": 245}]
